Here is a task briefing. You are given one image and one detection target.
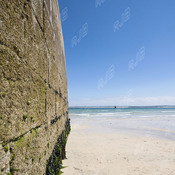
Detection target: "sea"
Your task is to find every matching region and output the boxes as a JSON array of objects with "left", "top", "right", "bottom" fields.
[{"left": 69, "top": 107, "right": 175, "bottom": 140}]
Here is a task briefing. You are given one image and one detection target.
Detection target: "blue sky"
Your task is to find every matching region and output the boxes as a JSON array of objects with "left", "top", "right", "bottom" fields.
[{"left": 58, "top": 0, "right": 175, "bottom": 106}]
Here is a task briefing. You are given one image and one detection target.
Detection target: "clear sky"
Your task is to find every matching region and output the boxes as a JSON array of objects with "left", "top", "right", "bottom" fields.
[{"left": 58, "top": 0, "right": 175, "bottom": 106}]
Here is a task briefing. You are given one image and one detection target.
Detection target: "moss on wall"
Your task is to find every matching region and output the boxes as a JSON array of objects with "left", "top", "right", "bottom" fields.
[{"left": 0, "top": 0, "right": 69, "bottom": 174}]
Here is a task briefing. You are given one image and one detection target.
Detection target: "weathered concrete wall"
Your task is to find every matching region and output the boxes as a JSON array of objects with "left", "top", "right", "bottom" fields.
[{"left": 0, "top": 0, "right": 70, "bottom": 174}]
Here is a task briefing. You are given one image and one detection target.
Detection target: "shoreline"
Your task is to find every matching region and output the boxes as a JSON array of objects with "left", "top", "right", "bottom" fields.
[{"left": 63, "top": 118, "right": 175, "bottom": 175}]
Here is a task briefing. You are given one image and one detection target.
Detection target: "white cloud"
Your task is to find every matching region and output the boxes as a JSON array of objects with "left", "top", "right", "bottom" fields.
[{"left": 69, "top": 96, "right": 175, "bottom": 106}]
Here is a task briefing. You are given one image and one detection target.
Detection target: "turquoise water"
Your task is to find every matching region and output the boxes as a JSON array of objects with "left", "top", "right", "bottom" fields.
[
  {"left": 69, "top": 107, "right": 175, "bottom": 119},
  {"left": 69, "top": 107, "right": 175, "bottom": 140}
]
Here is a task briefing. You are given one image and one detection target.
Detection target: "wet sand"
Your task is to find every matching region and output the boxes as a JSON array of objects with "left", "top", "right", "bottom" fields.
[{"left": 62, "top": 119, "right": 175, "bottom": 175}]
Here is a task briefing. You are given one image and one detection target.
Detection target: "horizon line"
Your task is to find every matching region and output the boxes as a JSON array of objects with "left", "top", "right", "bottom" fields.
[{"left": 69, "top": 105, "right": 175, "bottom": 108}]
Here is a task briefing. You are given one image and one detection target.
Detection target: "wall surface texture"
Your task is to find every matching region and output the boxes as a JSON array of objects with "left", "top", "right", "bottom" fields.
[{"left": 0, "top": 0, "right": 70, "bottom": 174}]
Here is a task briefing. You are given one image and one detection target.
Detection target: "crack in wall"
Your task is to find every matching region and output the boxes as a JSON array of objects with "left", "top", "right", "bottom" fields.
[
  {"left": 30, "top": 6, "right": 44, "bottom": 33},
  {"left": 50, "top": 115, "right": 62, "bottom": 125},
  {"left": 43, "top": 0, "right": 54, "bottom": 31},
  {"left": 2, "top": 125, "right": 42, "bottom": 145},
  {"left": 55, "top": 90, "right": 57, "bottom": 115}
]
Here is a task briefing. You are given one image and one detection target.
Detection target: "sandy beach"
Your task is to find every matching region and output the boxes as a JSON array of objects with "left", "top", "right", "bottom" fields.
[{"left": 62, "top": 118, "right": 175, "bottom": 175}]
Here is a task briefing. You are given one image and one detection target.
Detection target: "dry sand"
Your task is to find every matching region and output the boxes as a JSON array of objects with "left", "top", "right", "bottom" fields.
[{"left": 62, "top": 121, "right": 175, "bottom": 175}]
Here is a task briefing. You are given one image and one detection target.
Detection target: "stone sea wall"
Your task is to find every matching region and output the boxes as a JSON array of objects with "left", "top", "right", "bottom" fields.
[{"left": 0, "top": 0, "right": 70, "bottom": 174}]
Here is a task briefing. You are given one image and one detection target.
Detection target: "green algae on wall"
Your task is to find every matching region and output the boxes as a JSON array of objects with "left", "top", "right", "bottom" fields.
[{"left": 46, "top": 119, "right": 71, "bottom": 175}]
